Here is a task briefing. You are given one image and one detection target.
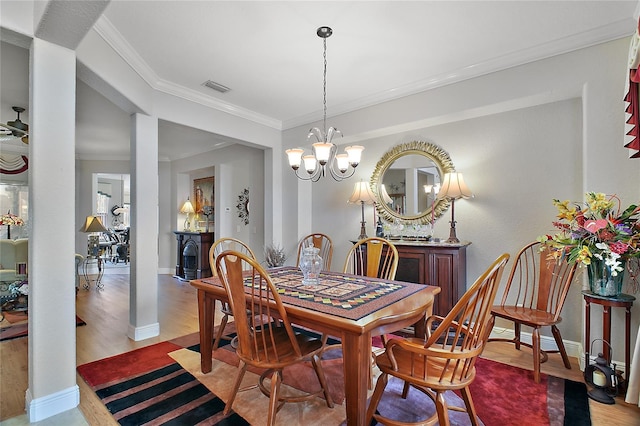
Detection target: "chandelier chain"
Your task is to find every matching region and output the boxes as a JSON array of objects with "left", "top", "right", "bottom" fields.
[{"left": 322, "top": 36, "right": 327, "bottom": 139}]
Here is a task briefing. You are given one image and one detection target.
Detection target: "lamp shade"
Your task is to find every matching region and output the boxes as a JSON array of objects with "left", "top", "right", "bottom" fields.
[
  {"left": 348, "top": 181, "right": 376, "bottom": 204},
  {"left": 79, "top": 216, "right": 107, "bottom": 233},
  {"left": 380, "top": 184, "right": 393, "bottom": 204},
  {"left": 180, "top": 198, "right": 195, "bottom": 214},
  {"left": 436, "top": 173, "right": 473, "bottom": 200}
]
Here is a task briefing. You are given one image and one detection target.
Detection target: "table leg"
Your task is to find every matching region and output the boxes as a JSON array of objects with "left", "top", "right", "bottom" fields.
[
  {"left": 82, "top": 259, "right": 90, "bottom": 290},
  {"left": 625, "top": 305, "right": 632, "bottom": 383},
  {"left": 342, "top": 331, "right": 370, "bottom": 426},
  {"left": 198, "top": 290, "right": 215, "bottom": 373},
  {"left": 95, "top": 257, "right": 104, "bottom": 289},
  {"left": 584, "top": 298, "right": 591, "bottom": 367},
  {"left": 603, "top": 304, "right": 612, "bottom": 364}
]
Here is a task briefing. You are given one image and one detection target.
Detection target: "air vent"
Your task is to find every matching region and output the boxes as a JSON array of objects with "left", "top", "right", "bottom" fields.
[{"left": 202, "top": 80, "right": 230, "bottom": 93}]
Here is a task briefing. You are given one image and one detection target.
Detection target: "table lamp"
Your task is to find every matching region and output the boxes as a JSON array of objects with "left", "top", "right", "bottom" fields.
[
  {"left": 348, "top": 181, "right": 376, "bottom": 240},
  {"left": 180, "top": 197, "right": 195, "bottom": 231},
  {"left": 79, "top": 215, "right": 108, "bottom": 257},
  {"left": 436, "top": 172, "right": 473, "bottom": 243},
  {"left": 380, "top": 184, "right": 393, "bottom": 205}
]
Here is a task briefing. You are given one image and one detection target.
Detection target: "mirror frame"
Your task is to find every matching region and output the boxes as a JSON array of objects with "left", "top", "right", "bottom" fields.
[{"left": 370, "top": 141, "right": 455, "bottom": 225}]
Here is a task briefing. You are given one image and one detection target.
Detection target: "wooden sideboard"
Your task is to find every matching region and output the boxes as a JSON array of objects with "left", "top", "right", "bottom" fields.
[
  {"left": 173, "top": 231, "right": 214, "bottom": 280},
  {"left": 391, "top": 240, "right": 471, "bottom": 316}
]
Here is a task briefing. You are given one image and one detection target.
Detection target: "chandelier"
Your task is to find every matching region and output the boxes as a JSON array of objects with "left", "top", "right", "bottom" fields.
[{"left": 285, "top": 26, "right": 363, "bottom": 182}]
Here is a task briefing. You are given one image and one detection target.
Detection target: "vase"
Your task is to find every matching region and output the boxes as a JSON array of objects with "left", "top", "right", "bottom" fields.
[
  {"left": 587, "top": 258, "right": 625, "bottom": 297},
  {"left": 299, "top": 246, "right": 323, "bottom": 285}
]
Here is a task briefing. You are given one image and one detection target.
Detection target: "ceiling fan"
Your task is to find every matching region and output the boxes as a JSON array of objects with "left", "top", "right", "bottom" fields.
[{"left": 0, "top": 106, "right": 29, "bottom": 144}]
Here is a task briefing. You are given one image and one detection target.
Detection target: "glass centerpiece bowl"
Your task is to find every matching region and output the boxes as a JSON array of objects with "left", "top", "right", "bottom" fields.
[
  {"left": 299, "top": 246, "right": 322, "bottom": 285},
  {"left": 539, "top": 192, "right": 640, "bottom": 297}
]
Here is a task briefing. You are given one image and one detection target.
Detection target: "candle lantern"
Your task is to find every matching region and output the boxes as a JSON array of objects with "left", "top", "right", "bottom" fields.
[{"left": 584, "top": 339, "right": 618, "bottom": 404}]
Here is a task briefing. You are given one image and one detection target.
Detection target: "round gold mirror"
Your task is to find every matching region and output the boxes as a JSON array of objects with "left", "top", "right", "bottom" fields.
[{"left": 370, "top": 141, "right": 455, "bottom": 225}]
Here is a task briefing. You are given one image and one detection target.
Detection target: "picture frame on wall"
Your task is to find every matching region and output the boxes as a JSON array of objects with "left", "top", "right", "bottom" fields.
[{"left": 193, "top": 176, "right": 214, "bottom": 217}]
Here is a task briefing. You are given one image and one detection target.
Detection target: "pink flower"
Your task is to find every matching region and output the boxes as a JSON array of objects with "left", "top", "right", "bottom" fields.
[
  {"left": 583, "top": 219, "right": 608, "bottom": 233},
  {"left": 610, "top": 241, "right": 630, "bottom": 255}
]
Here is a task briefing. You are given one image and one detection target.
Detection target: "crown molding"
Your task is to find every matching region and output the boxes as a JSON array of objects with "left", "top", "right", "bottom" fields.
[
  {"left": 282, "top": 18, "right": 636, "bottom": 130},
  {"left": 154, "top": 79, "right": 281, "bottom": 129},
  {"left": 94, "top": 17, "right": 281, "bottom": 130},
  {"left": 94, "top": 16, "right": 635, "bottom": 133}
]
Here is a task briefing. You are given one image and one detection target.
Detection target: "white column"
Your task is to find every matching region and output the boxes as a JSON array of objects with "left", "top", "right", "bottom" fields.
[
  {"left": 128, "top": 113, "right": 160, "bottom": 340},
  {"left": 27, "top": 38, "right": 79, "bottom": 421}
]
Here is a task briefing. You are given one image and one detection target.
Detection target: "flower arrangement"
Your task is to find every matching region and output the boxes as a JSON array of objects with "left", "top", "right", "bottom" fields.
[
  {"left": 0, "top": 210, "right": 24, "bottom": 226},
  {"left": 539, "top": 192, "right": 640, "bottom": 279}
]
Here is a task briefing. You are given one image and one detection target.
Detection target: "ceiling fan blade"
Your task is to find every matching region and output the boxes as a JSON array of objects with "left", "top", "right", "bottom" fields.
[
  {"left": 0, "top": 124, "right": 28, "bottom": 144},
  {"left": 4, "top": 122, "right": 28, "bottom": 137}
]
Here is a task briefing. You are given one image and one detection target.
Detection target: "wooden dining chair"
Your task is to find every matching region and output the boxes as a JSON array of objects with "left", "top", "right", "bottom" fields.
[
  {"left": 343, "top": 236, "right": 399, "bottom": 280},
  {"left": 296, "top": 233, "right": 334, "bottom": 270},
  {"left": 215, "top": 250, "right": 334, "bottom": 426},
  {"left": 366, "top": 253, "right": 509, "bottom": 426},
  {"left": 209, "top": 237, "right": 257, "bottom": 350},
  {"left": 489, "top": 241, "right": 577, "bottom": 383}
]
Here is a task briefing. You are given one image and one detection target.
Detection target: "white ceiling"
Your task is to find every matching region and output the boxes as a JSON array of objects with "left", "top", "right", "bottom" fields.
[{"left": 1, "top": 1, "right": 638, "bottom": 161}]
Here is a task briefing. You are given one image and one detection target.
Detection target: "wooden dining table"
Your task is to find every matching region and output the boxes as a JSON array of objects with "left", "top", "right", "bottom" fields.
[{"left": 190, "top": 266, "right": 440, "bottom": 426}]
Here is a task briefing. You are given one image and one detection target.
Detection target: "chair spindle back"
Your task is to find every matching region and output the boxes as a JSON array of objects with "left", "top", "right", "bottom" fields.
[
  {"left": 215, "top": 250, "right": 302, "bottom": 364},
  {"left": 343, "top": 237, "right": 399, "bottom": 280},
  {"left": 497, "top": 241, "right": 577, "bottom": 323}
]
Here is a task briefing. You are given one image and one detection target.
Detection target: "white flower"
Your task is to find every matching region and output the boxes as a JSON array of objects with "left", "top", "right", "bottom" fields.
[{"left": 605, "top": 254, "right": 623, "bottom": 276}]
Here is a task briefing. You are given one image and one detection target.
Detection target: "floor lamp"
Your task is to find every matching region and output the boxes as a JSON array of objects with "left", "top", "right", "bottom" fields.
[
  {"left": 348, "top": 181, "right": 376, "bottom": 240},
  {"left": 436, "top": 173, "right": 473, "bottom": 244}
]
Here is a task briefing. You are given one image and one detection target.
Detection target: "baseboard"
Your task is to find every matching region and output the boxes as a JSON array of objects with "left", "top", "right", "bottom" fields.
[
  {"left": 488, "top": 326, "right": 583, "bottom": 360},
  {"left": 25, "top": 385, "right": 80, "bottom": 422},
  {"left": 128, "top": 322, "right": 160, "bottom": 341},
  {"left": 489, "top": 327, "right": 629, "bottom": 375}
]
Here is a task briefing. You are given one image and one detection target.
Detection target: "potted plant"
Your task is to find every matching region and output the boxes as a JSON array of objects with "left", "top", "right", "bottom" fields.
[{"left": 264, "top": 243, "right": 286, "bottom": 268}]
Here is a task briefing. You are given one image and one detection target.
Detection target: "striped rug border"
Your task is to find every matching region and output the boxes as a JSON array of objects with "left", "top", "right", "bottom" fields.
[{"left": 80, "top": 355, "right": 249, "bottom": 425}]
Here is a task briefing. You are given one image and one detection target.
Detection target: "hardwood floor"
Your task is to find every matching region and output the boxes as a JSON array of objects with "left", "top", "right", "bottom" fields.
[{"left": 1, "top": 272, "right": 639, "bottom": 425}]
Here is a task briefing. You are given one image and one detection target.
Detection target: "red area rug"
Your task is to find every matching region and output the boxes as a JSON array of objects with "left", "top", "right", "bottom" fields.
[
  {"left": 78, "top": 326, "right": 590, "bottom": 426},
  {"left": 0, "top": 314, "right": 86, "bottom": 341}
]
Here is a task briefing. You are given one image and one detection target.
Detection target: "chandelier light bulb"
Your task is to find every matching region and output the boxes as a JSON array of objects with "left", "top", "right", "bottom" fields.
[
  {"left": 312, "top": 143, "right": 332, "bottom": 164},
  {"left": 335, "top": 154, "right": 349, "bottom": 173},
  {"left": 285, "top": 148, "right": 304, "bottom": 170},
  {"left": 346, "top": 145, "right": 364, "bottom": 167},
  {"left": 303, "top": 155, "right": 317, "bottom": 174}
]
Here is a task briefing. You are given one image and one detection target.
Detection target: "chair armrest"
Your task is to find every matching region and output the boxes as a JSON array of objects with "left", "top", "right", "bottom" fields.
[
  {"left": 385, "top": 337, "right": 428, "bottom": 369},
  {"left": 425, "top": 315, "right": 446, "bottom": 338},
  {"left": 385, "top": 335, "right": 483, "bottom": 371}
]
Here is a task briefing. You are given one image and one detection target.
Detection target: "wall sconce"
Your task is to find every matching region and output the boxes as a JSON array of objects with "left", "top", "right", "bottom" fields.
[
  {"left": 436, "top": 173, "right": 473, "bottom": 243},
  {"left": 180, "top": 197, "right": 195, "bottom": 231},
  {"left": 348, "top": 181, "right": 376, "bottom": 240}
]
